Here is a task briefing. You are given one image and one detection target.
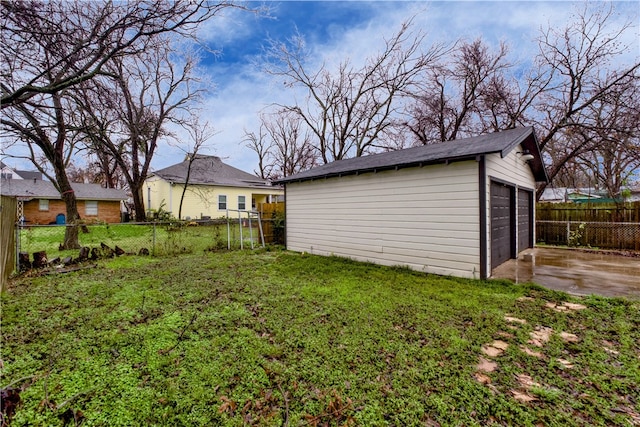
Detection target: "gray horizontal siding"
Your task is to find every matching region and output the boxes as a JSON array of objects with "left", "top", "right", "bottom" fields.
[{"left": 285, "top": 161, "right": 481, "bottom": 278}]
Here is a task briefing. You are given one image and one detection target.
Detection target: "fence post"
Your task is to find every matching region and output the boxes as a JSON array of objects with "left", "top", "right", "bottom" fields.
[
  {"left": 566, "top": 221, "right": 570, "bottom": 245},
  {"left": 152, "top": 222, "right": 156, "bottom": 256},
  {"left": 15, "top": 224, "right": 20, "bottom": 272}
]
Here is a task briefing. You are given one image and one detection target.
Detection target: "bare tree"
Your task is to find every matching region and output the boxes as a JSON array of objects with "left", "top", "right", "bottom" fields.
[
  {"left": 403, "top": 4, "right": 639, "bottom": 201},
  {"left": 407, "top": 39, "right": 516, "bottom": 144},
  {"left": 0, "top": 0, "right": 235, "bottom": 108},
  {"left": 1, "top": 0, "right": 239, "bottom": 247},
  {"left": 244, "top": 122, "right": 273, "bottom": 179},
  {"left": 574, "top": 77, "right": 640, "bottom": 202},
  {"left": 74, "top": 44, "right": 205, "bottom": 221},
  {"left": 530, "top": 4, "right": 640, "bottom": 199},
  {"left": 177, "top": 119, "right": 217, "bottom": 220},
  {"left": 244, "top": 109, "right": 317, "bottom": 179},
  {"left": 263, "top": 19, "right": 449, "bottom": 163}
]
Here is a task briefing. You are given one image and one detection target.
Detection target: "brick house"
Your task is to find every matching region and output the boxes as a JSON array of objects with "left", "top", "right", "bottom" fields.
[{"left": 1, "top": 178, "right": 127, "bottom": 224}]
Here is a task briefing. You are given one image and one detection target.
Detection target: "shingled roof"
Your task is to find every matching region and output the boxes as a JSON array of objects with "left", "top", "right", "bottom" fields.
[
  {"left": 151, "top": 155, "right": 273, "bottom": 188},
  {"left": 0, "top": 179, "right": 127, "bottom": 201},
  {"left": 275, "top": 127, "right": 548, "bottom": 184}
]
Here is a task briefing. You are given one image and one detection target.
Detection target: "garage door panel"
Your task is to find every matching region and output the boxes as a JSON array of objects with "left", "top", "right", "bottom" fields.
[
  {"left": 491, "top": 181, "right": 514, "bottom": 269},
  {"left": 518, "top": 189, "right": 532, "bottom": 252}
]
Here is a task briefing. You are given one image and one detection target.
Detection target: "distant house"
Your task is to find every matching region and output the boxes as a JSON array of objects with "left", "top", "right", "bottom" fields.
[
  {"left": 0, "top": 161, "right": 43, "bottom": 181},
  {"left": 1, "top": 178, "right": 127, "bottom": 224},
  {"left": 275, "top": 127, "right": 548, "bottom": 280},
  {"left": 144, "top": 155, "right": 283, "bottom": 220},
  {"left": 540, "top": 187, "right": 635, "bottom": 204}
]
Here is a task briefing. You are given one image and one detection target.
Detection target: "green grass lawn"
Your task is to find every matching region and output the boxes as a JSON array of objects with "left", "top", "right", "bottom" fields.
[
  {"left": 2, "top": 250, "right": 639, "bottom": 426},
  {"left": 18, "top": 222, "right": 263, "bottom": 258}
]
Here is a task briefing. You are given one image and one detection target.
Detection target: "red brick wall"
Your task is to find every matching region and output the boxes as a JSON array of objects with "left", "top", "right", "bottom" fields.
[{"left": 23, "top": 200, "right": 122, "bottom": 224}]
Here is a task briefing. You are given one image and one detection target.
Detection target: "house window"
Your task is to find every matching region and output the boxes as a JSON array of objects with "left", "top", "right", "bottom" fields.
[
  {"left": 39, "top": 199, "right": 49, "bottom": 211},
  {"left": 252, "top": 197, "right": 256, "bottom": 209},
  {"left": 218, "top": 195, "right": 227, "bottom": 210},
  {"left": 238, "top": 195, "right": 246, "bottom": 211},
  {"left": 85, "top": 200, "right": 98, "bottom": 216}
]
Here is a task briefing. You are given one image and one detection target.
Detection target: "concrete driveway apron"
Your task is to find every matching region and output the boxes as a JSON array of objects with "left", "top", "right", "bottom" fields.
[{"left": 491, "top": 247, "right": 640, "bottom": 298}]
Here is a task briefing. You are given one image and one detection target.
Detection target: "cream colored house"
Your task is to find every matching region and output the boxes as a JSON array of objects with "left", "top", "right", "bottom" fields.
[
  {"left": 144, "top": 155, "right": 283, "bottom": 220},
  {"left": 274, "top": 127, "right": 548, "bottom": 280}
]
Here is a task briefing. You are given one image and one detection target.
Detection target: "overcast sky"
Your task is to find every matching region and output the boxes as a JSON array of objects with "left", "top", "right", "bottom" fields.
[
  {"left": 161, "top": 0, "right": 637, "bottom": 176},
  {"left": 4, "top": 1, "right": 638, "bottom": 177}
]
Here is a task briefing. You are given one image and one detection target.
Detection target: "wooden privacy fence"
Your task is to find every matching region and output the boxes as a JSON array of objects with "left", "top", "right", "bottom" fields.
[
  {"left": 537, "top": 201, "right": 640, "bottom": 222},
  {"left": 536, "top": 221, "right": 640, "bottom": 251},
  {"left": 536, "top": 202, "right": 640, "bottom": 250},
  {"left": 258, "top": 202, "right": 285, "bottom": 245},
  {"left": 1, "top": 196, "right": 17, "bottom": 291}
]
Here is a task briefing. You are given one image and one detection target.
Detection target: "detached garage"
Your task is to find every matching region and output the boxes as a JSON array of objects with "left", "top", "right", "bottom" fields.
[{"left": 274, "top": 127, "right": 548, "bottom": 280}]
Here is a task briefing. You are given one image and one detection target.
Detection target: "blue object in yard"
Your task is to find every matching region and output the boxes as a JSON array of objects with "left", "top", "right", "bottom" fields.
[{"left": 56, "top": 213, "right": 66, "bottom": 225}]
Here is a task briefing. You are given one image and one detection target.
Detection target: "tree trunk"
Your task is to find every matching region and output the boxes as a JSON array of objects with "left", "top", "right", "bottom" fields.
[
  {"left": 54, "top": 162, "right": 82, "bottom": 249},
  {"left": 132, "top": 184, "right": 146, "bottom": 222}
]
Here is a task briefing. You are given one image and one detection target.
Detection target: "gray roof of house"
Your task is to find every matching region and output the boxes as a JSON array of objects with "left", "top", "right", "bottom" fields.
[
  {"left": 151, "top": 155, "right": 274, "bottom": 188},
  {"left": 0, "top": 178, "right": 127, "bottom": 201},
  {"left": 274, "top": 127, "right": 548, "bottom": 184},
  {"left": 0, "top": 161, "right": 43, "bottom": 180}
]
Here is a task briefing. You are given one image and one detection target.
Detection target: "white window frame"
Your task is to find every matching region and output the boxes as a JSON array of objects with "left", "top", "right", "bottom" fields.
[
  {"left": 85, "top": 200, "right": 98, "bottom": 216},
  {"left": 238, "top": 195, "right": 246, "bottom": 211},
  {"left": 218, "top": 195, "right": 227, "bottom": 210},
  {"left": 39, "top": 199, "right": 49, "bottom": 211}
]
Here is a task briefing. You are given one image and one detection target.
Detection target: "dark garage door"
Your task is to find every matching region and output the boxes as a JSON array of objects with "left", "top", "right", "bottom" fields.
[
  {"left": 491, "top": 181, "right": 515, "bottom": 269},
  {"left": 518, "top": 189, "right": 533, "bottom": 253}
]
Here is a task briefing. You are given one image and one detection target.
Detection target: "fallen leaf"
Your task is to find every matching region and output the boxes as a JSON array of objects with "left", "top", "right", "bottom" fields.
[
  {"left": 476, "top": 357, "right": 498, "bottom": 373},
  {"left": 562, "top": 302, "right": 587, "bottom": 311},
  {"left": 481, "top": 345, "right": 504, "bottom": 358},
  {"left": 529, "top": 326, "right": 553, "bottom": 347},
  {"left": 511, "top": 389, "right": 537, "bottom": 402},
  {"left": 520, "top": 346, "right": 543, "bottom": 358},
  {"left": 556, "top": 358, "right": 574, "bottom": 369},
  {"left": 504, "top": 316, "right": 527, "bottom": 324},
  {"left": 603, "top": 346, "right": 620, "bottom": 355},
  {"left": 491, "top": 340, "right": 509, "bottom": 350},
  {"left": 516, "top": 374, "right": 541, "bottom": 389},
  {"left": 474, "top": 372, "right": 492, "bottom": 384},
  {"left": 560, "top": 332, "right": 579, "bottom": 343}
]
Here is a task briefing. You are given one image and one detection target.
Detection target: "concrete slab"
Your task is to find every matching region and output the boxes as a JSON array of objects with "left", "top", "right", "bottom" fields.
[{"left": 491, "top": 247, "right": 640, "bottom": 298}]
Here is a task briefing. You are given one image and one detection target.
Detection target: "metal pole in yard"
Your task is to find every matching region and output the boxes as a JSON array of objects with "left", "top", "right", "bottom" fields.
[
  {"left": 227, "top": 210, "right": 230, "bottom": 250},
  {"left": 238, "top": 210, "right": 243, "bottom": 249},
  {"left": 256, "top": 211, "right": 265, "bottom": 248},
  {"left": 248, "top": 211, "right": 254, "bottom": 249},
  {"left": 152, "top": 222, "right": 156, "bottom": 255}
]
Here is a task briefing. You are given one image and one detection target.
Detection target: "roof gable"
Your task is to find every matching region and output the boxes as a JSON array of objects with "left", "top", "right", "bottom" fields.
[
  {"left": 275, "top": 127, "right": 548, "bottom": 184},
  {"left": 151, "top": 155, "right": 273, "bottom": 188}
]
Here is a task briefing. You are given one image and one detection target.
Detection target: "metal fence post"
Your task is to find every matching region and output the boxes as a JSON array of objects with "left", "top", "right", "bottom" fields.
[{"left": 152, "top": 222, "right": 156, "bottom": 255}]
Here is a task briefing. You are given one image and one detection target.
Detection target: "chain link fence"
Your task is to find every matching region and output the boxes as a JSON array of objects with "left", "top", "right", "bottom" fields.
[
  {"left": 536, "top": 220, "right": 640, "bottom": 251},
  {"left": 16, "top": 218, "right": 280, "bottom": 268}
]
